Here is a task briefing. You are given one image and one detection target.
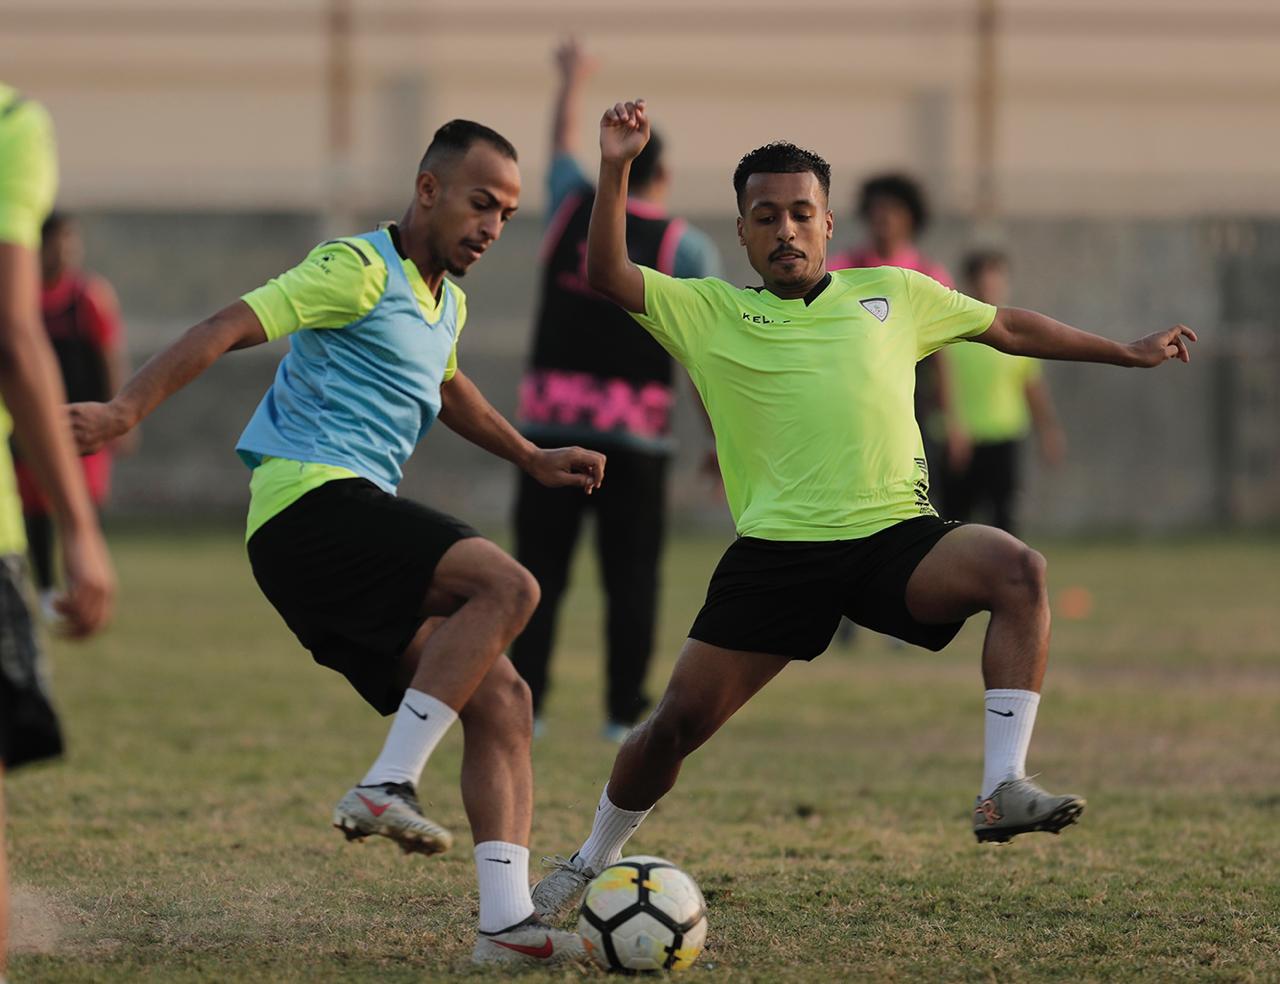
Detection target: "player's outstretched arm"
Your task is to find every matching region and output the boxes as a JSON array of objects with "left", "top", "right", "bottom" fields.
[
  {"left": 586, "top": 99, "right": 649, "bottom": 313},
  {"left": 980, "top": 307, "right": 1197, "bottom": 368},
  {"left": 438, "top": 369, "right": 605, "bottom": 494},
  {"left": 69, "top": 299, "right": 267, "bottom": 454}
]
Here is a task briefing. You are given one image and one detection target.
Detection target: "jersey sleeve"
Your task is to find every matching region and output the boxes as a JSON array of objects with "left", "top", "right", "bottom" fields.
[
  {"left": 904, "top": 268, "right": 997, "bottom": 360},
  {"left": 547, "top": 154, "right": 592, "bottom": 219},
  {"left": 628, "top": 266, "right": 726, "bottom": 365},
  {"left": 0, "top": 97, "right": 58, "bottom": 250},
  {"left": 672, "top": 224, "right": 722, "bottom": 279},
  {"left": 241, "top": 238, "right": 386, "bottom": 342},
  {"left": 443, "top": 284, "right": 467, "bottom": 382}
]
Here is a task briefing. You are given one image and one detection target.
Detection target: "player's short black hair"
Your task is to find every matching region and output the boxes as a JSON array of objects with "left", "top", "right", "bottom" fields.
[
  {"left": 962, "top": 247, "right": 1009, "bottom": 285},
  {"left": 419, "top": 119, "right": 518, "bottom": 174},
  {"left": 630, "top": 128, "right": 664, "bottom": 190},
  {"left": 41, "top": 210, "right": 71, "bottom": 239},
  {"left": 732, "top": 142, "right": 831, "bottom": 214},
  {"left": 858, "top": 172, "right": 929, "bottom": 233}
]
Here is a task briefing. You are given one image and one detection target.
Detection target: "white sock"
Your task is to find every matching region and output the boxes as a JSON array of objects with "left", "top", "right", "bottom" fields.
[
  {"left": 360, "top": 689, "right": 457, "bottom": 788},
  {"left": 474, "top": 841, "right": 535, "bottom": 933},
  {"left": 982, "top": 688, "right": 1041, "bottom": 798},
  {"left": 577, "top": 785, "right": 652, "bottom": 872}
]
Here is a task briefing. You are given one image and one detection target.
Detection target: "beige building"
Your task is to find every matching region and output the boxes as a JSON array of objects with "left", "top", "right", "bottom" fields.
[{"left": 6, "top": 0, "right": 1280, "bottom": 218}]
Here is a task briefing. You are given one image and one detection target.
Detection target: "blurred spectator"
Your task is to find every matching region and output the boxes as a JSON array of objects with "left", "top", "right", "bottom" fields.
[
  {"left": 830, "top": 173, "right": 963, "bottom": 508},
  {"left": 14, "top": 212, "right": 128, "bottom": 620},
  {"left": 511, "top": 40, "right": 721, "bottom": 741},
  {"left": 945, "top": 249, "right": 1066, "bottom": 534}
]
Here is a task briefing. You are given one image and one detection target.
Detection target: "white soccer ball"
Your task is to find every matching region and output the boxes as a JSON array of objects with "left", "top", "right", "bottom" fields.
[{"left": 577, "top": 855, "right": 708, "bottom": 972}]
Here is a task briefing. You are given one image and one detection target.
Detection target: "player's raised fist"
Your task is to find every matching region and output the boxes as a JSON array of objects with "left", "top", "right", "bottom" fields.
[
  {"left": 600, "top": 99, "right": 649, "bottom": 164},
  {"left": 1126, "top": 324, "right": 1197, "bottom": 367},
  {"left": 555, "top": 37, "right": 598, "bottom": 82}
]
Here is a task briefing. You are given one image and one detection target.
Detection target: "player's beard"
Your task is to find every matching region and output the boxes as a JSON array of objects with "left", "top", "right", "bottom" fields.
[{"left": 427, "top": 226, "right": 470, "bottom": 277}]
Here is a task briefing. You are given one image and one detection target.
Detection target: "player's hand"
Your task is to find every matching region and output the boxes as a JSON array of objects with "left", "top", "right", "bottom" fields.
[
  {"left": 54, "top": 518, "right": 115, "bottom": 638},
  {"left": 556, "top": 37, "right": 598, "bottom": 82},
  {"left": 600, "top": 99, "right": 649, "bottom": 164},
  {"left": 1126, "top": 324, "right": 1197, "bottom": 367},
  {"left": 68, "top": 400, "right": 131, "bottom": 454},
  {"left": 529, "top": 446, "right": 606, "bottom": 494}
]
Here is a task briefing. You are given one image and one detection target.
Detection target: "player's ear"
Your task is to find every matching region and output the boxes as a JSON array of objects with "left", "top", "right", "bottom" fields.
[
  {"left": 417, "top": 170, "right": 441, "bottom": 208},
  {"left": 736, "top": 215, "right": 745, "bottom": 246},
  {"left": 825, "top": 209, "right": 834, "bottom": 241}
]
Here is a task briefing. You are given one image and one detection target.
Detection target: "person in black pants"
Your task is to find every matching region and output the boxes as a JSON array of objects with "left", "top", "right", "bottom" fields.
[{"left": 512, "top": 41, "right": 720, "bottom": 740}]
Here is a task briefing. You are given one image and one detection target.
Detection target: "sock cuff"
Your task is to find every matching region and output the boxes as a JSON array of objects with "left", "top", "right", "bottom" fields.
[
  {"left": 602, "top": 785, "right": 653, "bottom": 819},
  {"left": 474, "top": 840, "right": 529, "bottom": 860},
  {"left": 985, "top": 688, "right": 1041, "bottom": 706},
  {"left": 402, "top": 689, "right": 459, "bottom": 725}
]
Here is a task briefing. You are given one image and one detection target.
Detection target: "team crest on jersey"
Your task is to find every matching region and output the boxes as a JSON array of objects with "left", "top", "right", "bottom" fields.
[{"left": 860, "top": 297, "right": 890, "bottom": 322}]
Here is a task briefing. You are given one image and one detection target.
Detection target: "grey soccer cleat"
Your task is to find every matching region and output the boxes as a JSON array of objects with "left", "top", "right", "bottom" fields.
[
  {"left": 332, "top": 781, "right": 453, "bottom": 855},
  {"left": 531, "top": 853, "right": 597, "bottom": 922},
  {"left": 471, "top": 914, "right": 586, "bottom": 966},
  {"left": 973, "top": 776, "right": 1086, "bottom": 844}
]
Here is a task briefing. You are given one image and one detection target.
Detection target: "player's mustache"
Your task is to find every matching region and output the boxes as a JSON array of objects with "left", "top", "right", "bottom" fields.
[{"left": 769, "top": 246, "right": 806, "bottom": 261}]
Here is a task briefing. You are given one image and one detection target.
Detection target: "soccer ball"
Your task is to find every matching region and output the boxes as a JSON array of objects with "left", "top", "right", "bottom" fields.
[{"left": 577, "top": 855, "right": 708, "bottom": 972}]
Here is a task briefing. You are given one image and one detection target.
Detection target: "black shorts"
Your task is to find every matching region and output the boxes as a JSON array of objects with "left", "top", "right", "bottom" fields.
[
  {"left": 0, "top": 555, "right": 63, "bottom": 769},
  {"left": 689, "top": 516, "right": 965, "bottom": 659},
  {"left": 247, "top": 478, "right": 479, "bottom": 715}
]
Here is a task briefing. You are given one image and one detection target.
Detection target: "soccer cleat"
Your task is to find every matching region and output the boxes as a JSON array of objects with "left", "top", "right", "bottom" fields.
[
  {"left": 471, "top": 914, "right": 586, "bottom": 966},
  {"left": 332, "top": 781, "right": 453, "bottom": 855},
  {"left": 531, "top": 853, "right": 597, "bottom": 922},
  {"left": 973, "top": 776, "right": 1086, "bottom": 843}
]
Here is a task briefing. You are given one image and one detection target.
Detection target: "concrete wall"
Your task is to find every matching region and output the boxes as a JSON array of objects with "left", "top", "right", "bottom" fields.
[
  {"left": 85, "top": 209, "right": 1279, "bottom": 534},
  {"left": 6, "top": 0, "right": 1280, "bottom": 217}
]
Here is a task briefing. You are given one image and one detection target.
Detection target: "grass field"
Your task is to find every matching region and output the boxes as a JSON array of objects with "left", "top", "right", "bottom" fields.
[{"left": 7, "top": 527, "right": 1279, "bottom": 982}]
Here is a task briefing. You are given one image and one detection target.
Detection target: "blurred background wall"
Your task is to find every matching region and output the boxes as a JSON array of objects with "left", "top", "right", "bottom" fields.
[{"left": 5, "top": 0, "right": 1278, "bottom": 532}]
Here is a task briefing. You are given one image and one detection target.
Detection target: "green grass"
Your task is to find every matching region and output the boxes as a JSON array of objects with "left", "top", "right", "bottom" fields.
[{"left": 7, "top": 528, "right": 1280, "bottom": 982}]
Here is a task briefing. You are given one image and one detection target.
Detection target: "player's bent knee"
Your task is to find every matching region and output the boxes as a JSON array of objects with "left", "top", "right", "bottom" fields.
[
  {"left": 1000, "top": 543, "right": 1048, "bottom": 607},
  {"left": 479, "top": 560, "right": 541, "bottom": 621},
  {"left": 462, "top": 665, "right": 534, "bottom": 736}
]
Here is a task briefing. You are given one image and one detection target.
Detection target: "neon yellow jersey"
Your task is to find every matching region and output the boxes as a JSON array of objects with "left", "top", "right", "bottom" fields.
[
  {"left": 946, "top": 342, "right": 1041, "bottom": 443},
  {"left": 239, "top": 227, "right": 468, "bottom": 538},
  {"left": 244, "top": 457, "right": 359, "bottom": 542},
  {"left": 0, "top": 85, "right": 59, "bottom": 554},
  {"left": 631, "top": 266, "right": 996, "bottom": 541},
  {"left": 0, "top": 85, "right": 57, "bottom": 251}
]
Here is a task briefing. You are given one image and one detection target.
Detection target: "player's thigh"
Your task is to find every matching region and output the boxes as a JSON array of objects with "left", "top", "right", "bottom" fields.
[
  {"left": 426, "top": 537, "right": 538, "bottom": 613},
  {"left": 650, "top": 638, "right": 788, "bottom": 739},
  {"left": 904, "top": 523, "right": 1036, "bottom": 623}
]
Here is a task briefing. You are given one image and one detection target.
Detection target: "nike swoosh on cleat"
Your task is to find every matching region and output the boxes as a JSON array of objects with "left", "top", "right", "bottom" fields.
[
  {"left": 987, "top": 708, "right": 1015, "bottom": 717},
  {"left": 494, "top": 936, "right": 554, "bottom": 959},
  {"left": 486, "top": 857, "right": 512, "bottom": 864},
  {"left": 404, "top": 703, "right": 430, "bottom": 720},
  {"left": 355, "top": 793, "right": 391, "bottom": 817}
]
